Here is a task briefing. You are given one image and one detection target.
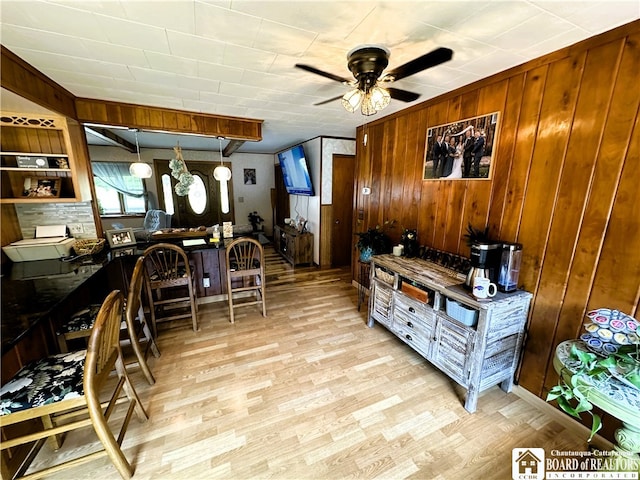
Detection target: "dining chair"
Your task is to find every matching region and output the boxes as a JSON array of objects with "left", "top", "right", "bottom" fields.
[
  {"left": 56, "top": 256, "right": 160, "bottom": 385},
  {"left": 225, "top": 237, "right": 267, "bottom": 323},
  {"left": 0, "top": 290, "right": 148, "bottom": 480},
  {"left": 143, "top": 243, "right": 198, "bottom": 333}
]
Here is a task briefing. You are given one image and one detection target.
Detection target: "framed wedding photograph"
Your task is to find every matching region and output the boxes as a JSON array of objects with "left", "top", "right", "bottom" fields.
[
  {"left": 22, "top": 177, "right": 61, "bottom": 197},
  {"left": 423, "top": 111, "right": 500, "bottom": 180},
  {"left": 105, "top": 228, "right": 136, "bottom": 249}
]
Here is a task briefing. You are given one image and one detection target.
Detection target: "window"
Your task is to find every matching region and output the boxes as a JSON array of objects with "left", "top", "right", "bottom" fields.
[{"left": 93, "top": 162, "right": 146, "bottom": 215}]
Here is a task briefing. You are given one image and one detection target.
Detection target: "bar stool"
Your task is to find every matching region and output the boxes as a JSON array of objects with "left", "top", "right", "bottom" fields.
[
  {"left": 143, "top": 243, "right": 198, "bottom": 333},
  {"left": 225, "top": 237, "right": 267, "bottom": 323},
  {"left": 56, "top": 256, "right": 160, "bottom": 385}
]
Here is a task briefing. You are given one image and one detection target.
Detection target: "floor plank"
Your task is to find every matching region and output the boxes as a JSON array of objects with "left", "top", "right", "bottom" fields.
[{"left": 26, "top": 245, "right": 595, "bottom": 479}]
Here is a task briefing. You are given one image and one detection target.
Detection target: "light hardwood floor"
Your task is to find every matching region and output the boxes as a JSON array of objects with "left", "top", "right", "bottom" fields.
[{"left": 28, "top": 245, "right": 595, "bottom": 479}]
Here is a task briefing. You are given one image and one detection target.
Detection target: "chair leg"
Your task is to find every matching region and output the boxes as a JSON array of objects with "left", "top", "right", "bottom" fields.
[
  {"left": 261, "top": 281, "right": 267, "bottom": 317},
  {"left": 188, "top": 282, "right": 198, "bottom": 332},
  {"left": 227, "top": 279, "right": 234, "bottom": 324},
  {"left": 87, "top": 394, "right": 135, "bottom": 480},
  {"left": 115, "top": 358, "right": 149, "bottom": 422},
  {"left": 128, "top": 307, "right": 156, "bottom": 386}
]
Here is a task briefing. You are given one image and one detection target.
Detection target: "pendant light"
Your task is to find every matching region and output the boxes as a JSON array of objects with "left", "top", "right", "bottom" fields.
[
  {"left": 213, "top": 136, "right": 231, "bottom": 214},
  {"left": 129, "top": 130, "right": 152, "bottom": 178}
]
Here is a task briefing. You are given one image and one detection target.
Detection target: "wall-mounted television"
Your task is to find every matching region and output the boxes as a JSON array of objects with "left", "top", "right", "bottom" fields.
[{"left": 277, "top": 145, "right": 314, "bottom": 196}]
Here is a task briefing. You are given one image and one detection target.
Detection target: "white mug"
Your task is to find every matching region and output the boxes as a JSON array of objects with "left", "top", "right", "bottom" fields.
[{"left": 473, "top": 277, "right": 497, "bottom": 299}]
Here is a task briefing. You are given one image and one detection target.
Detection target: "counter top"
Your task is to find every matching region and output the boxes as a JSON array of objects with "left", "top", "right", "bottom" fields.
[{"left": 1, "top": 255, "right": 109, "bottom": 353}]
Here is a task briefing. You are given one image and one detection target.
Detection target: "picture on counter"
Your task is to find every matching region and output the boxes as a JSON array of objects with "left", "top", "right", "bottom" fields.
[
  {"left": 112, "top": 246, "right": 136, "bottom": 257},
  {"left": 22, "top": 177, "right": 61, "bottom": 197},
  {"left": 423, "top": 111, "right": 500, "bottom": 180},
  {"left": 105, "top": 228, "right": 136, "bottom": 249},
  {"left": 244, "top": 168, "right": 256, "bottom": 185}
]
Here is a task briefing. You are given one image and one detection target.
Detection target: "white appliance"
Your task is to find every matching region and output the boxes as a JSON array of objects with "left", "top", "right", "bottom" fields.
[{"left": 3, "top": 225, "right": 75, "bottom": 262}]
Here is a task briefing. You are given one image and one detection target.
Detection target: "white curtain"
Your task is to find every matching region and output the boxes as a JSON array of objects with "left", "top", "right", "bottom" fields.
[{"left": 92, "top": 162, "right": 145, "bottom": 198}]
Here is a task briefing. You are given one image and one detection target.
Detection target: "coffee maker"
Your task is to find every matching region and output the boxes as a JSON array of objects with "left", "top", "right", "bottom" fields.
[{"left": 465, "top": 242, "right": 501, "bottom": 289}]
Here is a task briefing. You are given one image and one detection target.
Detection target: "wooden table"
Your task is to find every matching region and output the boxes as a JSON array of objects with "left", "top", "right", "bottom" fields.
[{"left": 553, "top": 340, "right": 640, "bottom": 458}]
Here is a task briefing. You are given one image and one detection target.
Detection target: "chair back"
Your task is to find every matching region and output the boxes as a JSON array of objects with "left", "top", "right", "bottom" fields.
[
  {"left": 143, "top": 243, "right": 192, "bottom": 282},
  {"left": 126, "top": 256, "right": 145, "bottom": 325},
  {"left": 85, "top": 290, "right": 124, "bottom": 391},
  {"left": 226, "top": 237, "right": 263, "bottom": 274}
]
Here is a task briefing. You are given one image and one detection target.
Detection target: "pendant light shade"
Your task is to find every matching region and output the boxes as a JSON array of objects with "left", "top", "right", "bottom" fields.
[
  {"left": 214, "top": 137, "right": 231, "bottom": 214},
  {"left": 130, "top": 130, "right": 152, "bottom": 178}
]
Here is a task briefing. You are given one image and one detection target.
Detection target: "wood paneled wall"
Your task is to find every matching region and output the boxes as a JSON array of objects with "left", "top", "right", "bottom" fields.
[{"left": 354, "top": 21, "right": 640, "bottom": 402}]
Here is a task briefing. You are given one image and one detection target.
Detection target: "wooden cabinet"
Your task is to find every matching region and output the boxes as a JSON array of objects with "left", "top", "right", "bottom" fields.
[
  {"left": 0, "top": 112, "right": 92, "bottom": 204},
  {"left": 274, "top": 225, "right": 313, "bottom": 266},
  {"left": 368, "top": 255, "right": 532, "bottom": 413}
]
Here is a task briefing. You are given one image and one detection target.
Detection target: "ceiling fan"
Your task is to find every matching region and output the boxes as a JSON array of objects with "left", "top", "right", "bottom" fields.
[{"left": 295, "top": 45, "right": 453, "bottom": 116}]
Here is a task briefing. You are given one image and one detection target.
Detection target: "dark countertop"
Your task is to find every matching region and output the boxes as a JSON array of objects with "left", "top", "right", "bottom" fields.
[
  {"left": 0, "top": 237, "right": 232, "bottom": 354},
  {"left": 1, "top": 255, "right": 109, "bottom": 353}
]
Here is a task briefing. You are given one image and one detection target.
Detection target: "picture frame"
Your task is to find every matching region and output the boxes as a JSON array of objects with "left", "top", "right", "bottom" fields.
[
  {"left": 243, "top": 168, "right": 256, "bottom": 185},
  {"left": 22, "top": 177, "right": 61, "bottom": 197},
  {"left": 423, "top": 111, "right": 500, "bottom": 180},
  {"left": 111, "top": 246, "right": 136, "bottom": 257},
  {"left": 105, "top": 228, "right": 136, "bottom": 249}
]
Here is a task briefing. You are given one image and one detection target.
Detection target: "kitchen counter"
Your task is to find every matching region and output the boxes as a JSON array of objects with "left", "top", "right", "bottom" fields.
[{"left": 1, "top": 255, "right": 109, "bottom": 354}]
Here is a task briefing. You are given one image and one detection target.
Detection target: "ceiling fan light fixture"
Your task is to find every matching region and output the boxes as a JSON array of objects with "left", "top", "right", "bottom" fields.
[
  {"left": 360, "top": 95, "right": 378, "bottom": 116},
  {"left": 342, "top": 88, "right": 363, "bottom": 113},
  {"left": 370, "top": 85, "right": 391, "bottom": 111}
]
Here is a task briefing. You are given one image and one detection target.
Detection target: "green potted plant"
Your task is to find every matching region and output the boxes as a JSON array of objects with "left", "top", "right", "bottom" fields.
[
  {"left": 356, "top": 220, "right": 395, "bottom": 261},
  {"left": 546, "top": 324, "right": 640, "bottom": 441}
]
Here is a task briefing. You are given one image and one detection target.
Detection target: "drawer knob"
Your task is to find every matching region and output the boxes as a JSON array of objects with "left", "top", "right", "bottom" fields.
[
  {"left": 407, "top": 321, "right": 414, "bottom": 328},
  {"left": 405, "top": 334, "right": 413, "bottom": 341},
  {"left": 409, "top": 307, "right": 415, "bottom": 313}
]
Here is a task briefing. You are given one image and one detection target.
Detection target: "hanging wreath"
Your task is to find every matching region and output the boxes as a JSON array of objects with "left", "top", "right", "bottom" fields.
[{"left": 170, "top": 145, "right": 194, "bottom": 196}]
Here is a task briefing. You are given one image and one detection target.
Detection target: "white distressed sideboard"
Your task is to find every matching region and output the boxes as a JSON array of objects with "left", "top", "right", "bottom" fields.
[{"left": 367, "top": 254, "right": 532, "bottom": 413}]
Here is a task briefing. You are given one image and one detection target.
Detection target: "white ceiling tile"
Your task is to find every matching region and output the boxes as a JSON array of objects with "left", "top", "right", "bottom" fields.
[
  {"left": 197, "top": 61, "right": 245, "bottom": 83},
  {"left": 96, "top": 15, "right": 171, "bottom": 54},
  {"left": 491, "top": 12, "right": 576, "bottom": 52},
  {"left": 166, "top": 30, "right": 226, "bottom": 63},
  {"left": 76, "top": 37, "right": 151, "bottom": 67},
  {"left": 1, "top": 25, "right": 94, "bottom": 58},
  {"left": 118, "top": 1, "right": 196, "bottom": 34},
  {"left": 194, "top": 1, "right": 261, "bottom": 46},
  {"left": 145, "top": 51, "right": 199, "bottom": 77},
  {"left": 1, "top": 0, "right": 109, "bottom": 42},
  {"left": 222, "top": 43, "right": 277, "bottom": 71},
  {"left": 252, "top": 19, "right": 317, "bottom": 57}
]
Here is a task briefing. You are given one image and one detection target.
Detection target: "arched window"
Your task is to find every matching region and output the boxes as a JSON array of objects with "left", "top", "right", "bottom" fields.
[{"left": 187, "top": 174, "right": 207, "bottom": 214}]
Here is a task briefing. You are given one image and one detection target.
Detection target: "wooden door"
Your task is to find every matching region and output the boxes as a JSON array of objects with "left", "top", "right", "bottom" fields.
[
  {"left": 331, "top": 154, "right": 355, "bottom": 267},
  {"left": 274, "top": 164, "right": 290, "bottom": 227},
  {"left": 154, "top": 159, "right": 234, "bottom": 227}
]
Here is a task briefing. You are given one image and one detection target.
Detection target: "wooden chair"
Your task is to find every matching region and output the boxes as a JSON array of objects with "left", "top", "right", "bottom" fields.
[
  {"left": 56, "top": 256, "right": 160, "bottom": 385},
  {"left": 143, "top": 243, "right": 198, "bottom": 333},
  {"left": 225, "top": 237, "right": 267, "bottom": 323},
  {"left": 123, "top": 256, "right": 161, "bottom": 384},
  {"left": 0, "top": 290, "right": 148, "bottom": 480}
]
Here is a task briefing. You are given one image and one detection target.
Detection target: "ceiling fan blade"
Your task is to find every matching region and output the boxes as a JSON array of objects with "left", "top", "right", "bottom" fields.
[
  {"left": 314, "top": 95, "right": 344, "bottom": 106},
  {"left": 384, "top": 47, "right": 453, "bottom": 82},
  {"left": 386, "top": 87, "right": 421, "bottom": 103},
  {"left": 295, "top": 64, "right": 352, "bottom": 84}
]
